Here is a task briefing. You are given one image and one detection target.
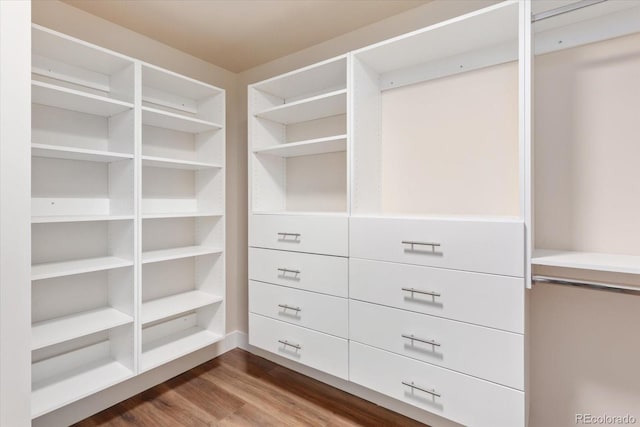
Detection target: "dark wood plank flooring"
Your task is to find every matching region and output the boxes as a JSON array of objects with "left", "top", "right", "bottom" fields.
[{"left": 74, "top": 349, "right": 428, "bottom": 427}]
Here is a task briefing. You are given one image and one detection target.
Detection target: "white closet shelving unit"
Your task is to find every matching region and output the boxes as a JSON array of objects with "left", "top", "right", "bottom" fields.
[
  {"left": 530, "top": 0, "right": 640, "bottom": 284},
  {"left": 30, "top": 24, "right": 225, "bottom": 418}
]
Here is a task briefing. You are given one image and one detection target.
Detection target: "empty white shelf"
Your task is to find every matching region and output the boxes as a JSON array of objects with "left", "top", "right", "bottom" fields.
[
  {"left": 141, "top": 327, "right": 223, "bottom": 372},
  {"left": 142, "top": 155, "right": 222, "bottom": 170},
  {"left": 32, "top": 307, "right": 133, "bottom": 350},
  {"left": 253, "top": 134, "right": 347, "bottom": 158},
  {"left": 32, "top": 359, "right": 132, "bottom": 418},
  {"left": 533, "top": 249, "right": 640, "bottom": 275},
  {"left": 255, "top": 89, "right": 347, "bottom": 124},
  {"left": 142, "top": 106, "right": 222, "bottom": 133},
  {"left": 142, "top": 290, "right": 223, "bottom": 325},
  {"left": 32, "top": 81, "right": 133, "bottom": 117},
  {"left": 142, "top": 212, "right": 223, "bottom": 219},
  {"left": 32, "top": 256, "right": 133, "bottom": 281},
  {"left": 32, "top": 144, "right": 134, "bottom": 163},
  {"left": 31, "top": 214, "right": 135, "bottom": 224},
  {"left": 142, "top": 245, "right": 223, "bottom": 264}
]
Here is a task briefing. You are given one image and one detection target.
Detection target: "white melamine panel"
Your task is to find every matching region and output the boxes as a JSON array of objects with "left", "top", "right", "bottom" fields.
[
  {"left": 141, "top": 155, "right": 221, "bottom": 170},
  {"left": 350, "top": 342, "right": 524, "bottom": 427},
  {"left": 253, "top": 135, "right": 346, "bottom": 158},
  {"left": 350, "top": 258, "right": 524, "bottom": 333},
  {"left": 31, "top": 256, "right": 132, "bottom": 281},
  {"left": 255, "top": 90, "right": 346, "bottom": 125},
  {"left": 32, "top": 81, "right": 133, "bottom": 117},
  {"left": 532, "top": 250, "right": 640, "bottom": 275},
  {"left": 350, "top": 216, "right": 524, "bottom": 277},
  {"left": 31, "top": 214, "right": 134, "bottom": 224},
  {"left": 249, "top": 247, "right": 348, "bottom": 297},
  {"left": 32, "top": 144, "right": 133, "bottom": 163},
  {"left": 141, "top": 290, "right": 223, "bottom": 325},
  {"left": 249, "top": 281, "right": 348, "bottom": 338},
  {"left": 141, "top": 107, "right": 222, "bottom": 133},
  {"left": 141, "top": 245, "right": 222, "bottom": 264},
  {"left": 350, "top": 300, "right": 524, "bottom": 389},
  {"left": 250, "top": 214, "right": 348, "bottom": 256},
  {"left": 249, "top": 313, "right": 348, "bottom": 380}
]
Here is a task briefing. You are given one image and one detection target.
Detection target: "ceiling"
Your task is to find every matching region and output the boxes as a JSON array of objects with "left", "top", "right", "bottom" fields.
[{"left": 61, "top": 0, "right": 430, "bottom": 73}]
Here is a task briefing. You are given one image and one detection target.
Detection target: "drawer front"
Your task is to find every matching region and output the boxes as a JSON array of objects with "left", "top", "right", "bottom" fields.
[
  {"left": 350, "top": 300, "right": 524, "bottom": 389},
  {"left": 249, "top": 281, "right": 348, "bottom": 338},
  {"left": 350, "top": 342, "right": 525, "bottom": 427},
  {"left": 250, "top": 214, "right": 348, "bottom": 256},
  {"left": 249, "top": 247, "right": 348, "bottom": 297},
  {"left": 350, "top": 258, "right": 524, "bottom": 333},
  {"left": 249, "top": 313, "right": 348, "bottom": 379},
  {"left": 350, "top": 216, "right": 524, "bottom": 277}
]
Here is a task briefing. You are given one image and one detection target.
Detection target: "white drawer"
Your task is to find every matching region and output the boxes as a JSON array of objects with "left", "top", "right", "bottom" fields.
[
  {"left": 350, "top": 258, "right": 524, "bottom": 333},
  {"left": 350, "top": 342, "right": 525, "bottom": 427},
  {"left": 249, "top": 313, "right": 348, "bottom": 379},
  {"left": 250, "top": 214, "right": 348, "bottom": 256},
  {"left": 249, "top": 247, "right": 348, "bottom": 297},
  {"left": 350, "top": 216, "right": 524, "bottom": 277},
  {"left": 349, "top": 300, "right": 523, "bottom": 389},
  {"left": 249, "top": 281, "right": 348, "bottom": 338}
]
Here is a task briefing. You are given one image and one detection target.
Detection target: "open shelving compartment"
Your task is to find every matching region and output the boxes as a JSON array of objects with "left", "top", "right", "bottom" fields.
[
  {"left": 351, "top": 1, "right": 522, "bottom": 220},
  {"left": 530, "top": 0, "right": 640, "bottom": 285},
  {"left": 249, "top": 56, "right": 348, "bottom": 215}
]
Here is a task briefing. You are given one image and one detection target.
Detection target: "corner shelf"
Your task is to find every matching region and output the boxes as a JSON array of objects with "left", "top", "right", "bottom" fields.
[
  {"left": 141, "top": 327, "right": 223, "bottom": 373},
  {"left": 141, "top": 245, "right": 223, "bottom": 264},
  {"left": 255, "top": 89, "right": 347, "bottom": 124},
  {"left": 32, "top": 144, "right": 133, "bottom": 163},
  {"left": 142, "top": 290, "right": 223, "bottom": 325},
  {"left": 142, "top": 155, "right": 222, "bottom": 170},
  {"left": 253, "top": 134, "right": 347, "bottom": 158},
  {"left": 532, "top": 249, "right": 640, "bottom": 275},
  {"left": 32, "top": 81, "right": 133, "bottom": 117},
  {"left": 32, "top": 307, "right": 133, "bottom": 351},
  {"left": 31, "top": 256, "right": 133, "bottom": 281},
  {"left": 141, "top": 106, "right": 222, "bottom": 133}
]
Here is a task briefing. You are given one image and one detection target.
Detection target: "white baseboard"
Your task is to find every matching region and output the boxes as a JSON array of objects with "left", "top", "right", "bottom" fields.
[{"left": 33, "top": 331, "right": 243, "bottom": 427}]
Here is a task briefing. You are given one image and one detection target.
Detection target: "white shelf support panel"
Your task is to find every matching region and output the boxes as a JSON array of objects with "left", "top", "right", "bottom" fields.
[
  {"left": 32, "top": 81, "right": 133, "bottom": 117},
  {"left": 141, "top": 155, "right": 222, "bottom": 170},
  {"left": 532, "top": 250, "right": 640, "bottom": 275},
  {"left": 31, "top": 256, "right": 133, "bottom": 281},
  {"left": 32, "top": 144, "right": 134, "bottom": 163},
  {"left": 255, "top": 89, "right": 347, "bottom": 124},
  {"left": 141, "top": 290, "right": 223, "bottom": 325},
  {"left": 31, "top": 307, "right": 133, "bottom": 351},
  {"left": 141, "top": 106, "right": 222, "bottom": 133},
  {"left": 31, "top": 214, "right": 135, "bottom": 224},
  {"left": 253, "top": 135, "right": 347, "bottom": 158},
  {"left": 141, "top": 245, "right": 223, "bottom": 264}
]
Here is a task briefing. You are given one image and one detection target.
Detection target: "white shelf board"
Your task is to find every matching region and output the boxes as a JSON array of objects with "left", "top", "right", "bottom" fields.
[
  {"left": 255, "top": 89, "right": 347, "bottom": 125},
  {"left": 142, "top": 212, "right": 223, "bottom": 219},
  {"left": 141, "top": 327, "right": 223, "bottom": 372},
  {"left": 142, "top": 245, "right": 223, "bottom": 264},
  {"left": 142, "top": 155, "right": 222, "bottom": 170},
  {"left": 253, "top": 135, "right": 347, "bottom": 158},
  {"left": 31, "top": 214, "right": 134, "bottom": 224},
  {"left": 32, "top": 143, "right": 133, "bottom": 163},
  {"left": 32, "top": 256, "right": 132, "bottom": 281},
  {"left": 251, "top": 210, "right": 348, "bottom": 217},
  {"left": 32, "top": 359, "right": 132, "bottom": 418},
  {"left": 142, "top": 290, "right": 223, "bottom": 325},
  {"left": 533, "top": 249, "right": 640, "bottom": 275},
  {"left": 142, "top": 63, "right": 223, "bottom": 100},
  {"left": 32, "top": 80, "right": 133, "bottom": 117},
  {"left": 32, "top": 307, "right": 133, "bottom": 350},
  {"left": 142, "top": 106, "right": 222, "bottom": 133}
]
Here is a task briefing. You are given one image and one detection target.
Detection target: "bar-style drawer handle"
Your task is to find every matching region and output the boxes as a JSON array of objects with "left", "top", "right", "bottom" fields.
[
  {"left": 278, "top": 232, "right": 301, "bottom": 238},
  {"left": 402, "top": 333, "right": 441, "bottom": 347},
  {"left": 278, "top": 304, "right": 301, "bottom": 312},
  {"left": 278, "top": 339, "right": 302, "bottom": 350},
  {"left": 402, "top": 381, "right": 441, "bottom": 398},
  {"left": 402, "top": 240, "right": 441, "bottom": 251},
  {"left": 401, "top": 287, "right": 441, "bottom": 298},
  {"left": 277, "top": 268, "right": 301, "bottom": 275}
]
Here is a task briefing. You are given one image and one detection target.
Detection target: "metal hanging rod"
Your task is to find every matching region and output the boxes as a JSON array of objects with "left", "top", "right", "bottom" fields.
[
  {"left": 532, "top": 275, "right": 640, "bottom": 296},
  {"left": 532, "top": 0, "right": 608, "bottom": 23}
]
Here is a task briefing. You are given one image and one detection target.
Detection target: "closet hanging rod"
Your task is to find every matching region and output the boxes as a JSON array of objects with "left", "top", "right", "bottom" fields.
[
  {"left": 532, "top": 275, "right": 640, "bottom": 296},
  {"left": 531, "top": 0, "right": 608, "bottom": 23}
]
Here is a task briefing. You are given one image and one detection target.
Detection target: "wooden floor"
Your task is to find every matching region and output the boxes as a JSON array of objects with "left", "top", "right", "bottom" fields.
[{"left": 75, "top": 348, "right": 427, "bottom": 427}]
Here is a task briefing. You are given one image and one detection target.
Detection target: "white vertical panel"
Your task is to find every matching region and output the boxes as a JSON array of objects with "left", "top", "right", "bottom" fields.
[
  {"left": 0, "top": 1, "right": 32, "bottom": 425},
  {"left": 522, "top": 0, "right": 533, "bottom": 289}
]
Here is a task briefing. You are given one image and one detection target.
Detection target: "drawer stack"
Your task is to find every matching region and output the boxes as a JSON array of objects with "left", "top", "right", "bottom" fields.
[
  {"left": 248, "top": 214, "right": 349, "bottom": 379},
  {"left": 349, "top": 217, "right": 526, "bottom": 427}
]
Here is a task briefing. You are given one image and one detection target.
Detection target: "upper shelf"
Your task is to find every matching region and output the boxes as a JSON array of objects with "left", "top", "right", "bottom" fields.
[
  {"left": 253, "top": 135, "right": 347, "bottom": 158},
  {"left": 142, "top": 245, "right": 223, "bottom": 264},
  {"left": 142, "top": 106, "right": 223, "bottom": 134},
  {"left": 32, "top": 81, "right": 133, "bottom": 117},
  {"left": 32, "top": 256, "right": 133, "bottom": 281},
  {"left": 255, "top": 89, "right": 347, "bottom": 125},
  {"left": 141, "top": 290, "right": 223, "bottom": 325},
  {"left": 142, "top": 155, "right": 222, "bottom": 170},
  {"left": 32, "top": 143, "right": 133, "bottom": 163},
  {"left": 532, "top": 249, "right": 640, "bottom": 275}
]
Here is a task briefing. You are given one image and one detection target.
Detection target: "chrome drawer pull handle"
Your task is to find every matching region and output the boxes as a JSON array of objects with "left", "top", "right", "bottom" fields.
[
  {"left": 402, "top": 381, "right": 441, "bottom": 398},
  {"left": 278, "top": 339, "right": 302, "bottom": 350},
  {"left": 277, "top": 268, "right": 301, "bottom": 275},
  {"left": 402, "top": 333, "right": 441, "bottom": 347},
  {"left": 278, "top": 232, "right": 301, "bottom": 238},
  {"left": 278, "top": 304, "right": 301, "bottom": 312},
  {"left": 402, "top": 287, "right": 441, "bottom": 298},
  {"left": 402, "top": 240, "right": 441, "bottom": 251}
]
